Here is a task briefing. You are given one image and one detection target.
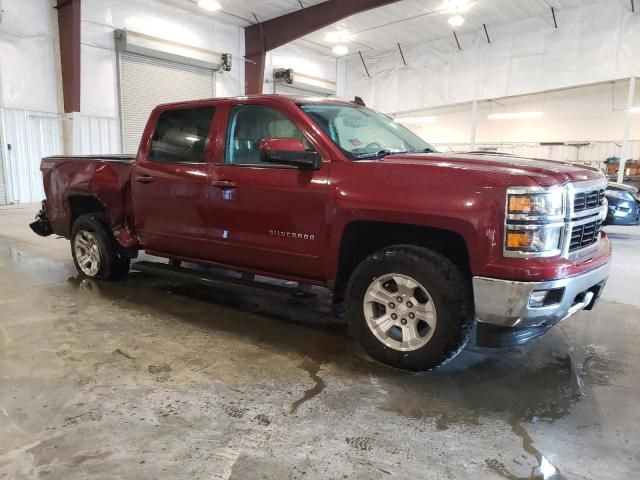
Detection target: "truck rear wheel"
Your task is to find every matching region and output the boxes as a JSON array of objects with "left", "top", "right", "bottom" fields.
[
  {"left": 71, "top": 213, "right": 130, "bottom": 281},
  {"left": 346, "top": 245, "right": 474, "bottom": 371}
]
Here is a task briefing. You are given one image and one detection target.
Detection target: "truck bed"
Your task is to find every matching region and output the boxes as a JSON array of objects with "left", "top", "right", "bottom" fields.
[{"left": 40, "top": 155, "right": 136, "bottom": 241}]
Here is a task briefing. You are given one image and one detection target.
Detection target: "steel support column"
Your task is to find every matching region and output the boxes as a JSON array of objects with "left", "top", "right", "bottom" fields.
[
  {"left": 618, "top": 76, "right": 636, "bottom": 183},
  {"left": 244, "top": 0, "right": 402, "bottom": 94},
  {"left": 56, "top": 0, "right": 81, "bottom": 113},
  {"left": 470, "top": 99, "right": 478, "bottom": 151}
]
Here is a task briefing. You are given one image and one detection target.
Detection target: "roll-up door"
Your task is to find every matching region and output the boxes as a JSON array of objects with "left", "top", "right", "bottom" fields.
[
  {"left": 272, "top": 68, "right": 336, "bottom": 98},
  {"left": 274, "top": 83, "right": 330, "bottom": 98},
  {"left": 119, "top": 52, "right": 216, "bottom": 154}
]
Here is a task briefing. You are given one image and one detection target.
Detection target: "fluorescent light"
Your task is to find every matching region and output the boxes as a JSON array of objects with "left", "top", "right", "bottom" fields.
[
  {"left": 629, "top": 107, "right": 640, "bottom": 114},
  {"left": 198, "top": 0, "right": 221, "bottom": 12},
  {"left": 332, "top": 45, "right": 349, "bottom": 56},
  {"left": 324, "top": 31, "right": 353, "bottom": 43},
  {"left": 488, "top": 111, "right": 544, "bottom": 120},
  {"left": 443, "top": 0, "right": 470, "bottom": 14},
  {"left": 448, "top": 15, "right": 465, "bottom": 27},
  {"left": 394, "top": 116, "right": 437, "bottom": 124}
]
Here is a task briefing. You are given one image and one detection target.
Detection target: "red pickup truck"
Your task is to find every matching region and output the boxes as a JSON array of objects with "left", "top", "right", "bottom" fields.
[{"left": 30, "top": 95, "right": 611, "bottom": 371}]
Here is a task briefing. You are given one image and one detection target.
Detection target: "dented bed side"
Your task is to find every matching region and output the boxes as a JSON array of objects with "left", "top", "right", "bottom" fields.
[{"left": 34, "top": 156, "right": 137, "bottom": 247}]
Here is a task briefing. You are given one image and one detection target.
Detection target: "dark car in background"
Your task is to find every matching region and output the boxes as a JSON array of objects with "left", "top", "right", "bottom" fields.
[{"left": 604, "top": 182, "right": 640, "bottom": 226}]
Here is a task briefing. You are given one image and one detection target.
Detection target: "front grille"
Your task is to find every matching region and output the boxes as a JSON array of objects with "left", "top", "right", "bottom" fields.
[
  {"left": 573, "top": 189, "right": 605, "bottom": 212},
  {"left": 569, "top": 219, "right": 602, "bottom": 252}
]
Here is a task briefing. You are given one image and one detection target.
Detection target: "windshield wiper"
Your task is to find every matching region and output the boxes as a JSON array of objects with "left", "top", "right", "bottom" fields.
[
  {"left": 407, "top": 147, "right": 437, "bottom": 153},
  {"left": 353, "top": 150, "right": 407, "bottom": 160}
]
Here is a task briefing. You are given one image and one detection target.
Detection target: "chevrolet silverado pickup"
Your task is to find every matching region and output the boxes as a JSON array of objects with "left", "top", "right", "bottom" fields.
[{"left": 30, "top": 95, "right": 612, "bottom": 371}]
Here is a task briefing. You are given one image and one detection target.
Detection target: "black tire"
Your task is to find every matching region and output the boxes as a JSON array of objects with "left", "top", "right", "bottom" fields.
[
  {"left": 70, "top": 213, "right": 130, "bottom": 281},
  {"left": 346, "top": 245, "right": 474, "bottom": 371}
]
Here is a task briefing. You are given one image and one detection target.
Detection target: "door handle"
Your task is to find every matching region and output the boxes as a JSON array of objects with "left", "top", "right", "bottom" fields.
[
  {"left": 211, "top": 180, "right": 237, "bottom": 190},
  {"left": 135, "top": 175, "right": 154, "bottom": 184}
]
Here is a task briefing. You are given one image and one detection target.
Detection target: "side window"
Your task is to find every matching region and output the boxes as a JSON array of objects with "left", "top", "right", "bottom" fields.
[
  {"left": 225, "top": 105, "right": 312, "bottom": 165},
  {"left": 150, "top": 107, "right": 215, "bottom": 163}
]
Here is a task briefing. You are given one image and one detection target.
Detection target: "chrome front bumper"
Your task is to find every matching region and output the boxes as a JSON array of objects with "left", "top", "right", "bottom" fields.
[{"left": 473, "top": 262, "right": 610, "bottom": 329}]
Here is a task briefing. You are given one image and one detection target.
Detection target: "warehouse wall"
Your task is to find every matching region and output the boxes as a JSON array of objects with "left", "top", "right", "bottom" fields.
[
  {"left": 403, "top": 81, "right": 640, "bottom": 145},
  {"left": 344, "top": 0, "right": 640, "bottom": 114},
  {"left": 80, "top": 0, "right": 246, "bottom": 154},
  {"left": 399, "top": 80, "right": 640, "bottom": 171},
  {"left": 0, "top": 0, "right": 63, "bottom": 203},
  {"left": 0, "top": 0, "right": 249, "bottom": 202},
  {"left": 0, "top": 0, "right": 61, "bottom": 112},
  {"left": 81, "top": 0, "right": 245, "bottom": 118}
]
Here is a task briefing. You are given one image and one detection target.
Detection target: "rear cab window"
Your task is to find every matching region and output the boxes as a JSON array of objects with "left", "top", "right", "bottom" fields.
[{"left": 150, "top": 106, "right": 215, "bottom": 163}]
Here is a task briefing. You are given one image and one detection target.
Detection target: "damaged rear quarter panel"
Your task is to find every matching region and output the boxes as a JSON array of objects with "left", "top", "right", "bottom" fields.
[{"left": 42, "top": 157, "right": 137, "bottom": 247}]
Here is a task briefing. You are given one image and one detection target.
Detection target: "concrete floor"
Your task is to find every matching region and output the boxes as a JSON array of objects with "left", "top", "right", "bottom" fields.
[{"left": 1, "top": 203, "right": 639, "bottom": 480}]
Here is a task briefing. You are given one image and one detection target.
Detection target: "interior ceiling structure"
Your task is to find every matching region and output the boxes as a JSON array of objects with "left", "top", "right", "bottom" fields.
[{"left": 163, "top": 0, "right": 617, "bottom": 55}]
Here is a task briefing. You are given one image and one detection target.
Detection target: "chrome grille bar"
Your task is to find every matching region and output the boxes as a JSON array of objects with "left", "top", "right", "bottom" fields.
[{"left": 563, "top": 178, "right": 607, "bottom": 257}]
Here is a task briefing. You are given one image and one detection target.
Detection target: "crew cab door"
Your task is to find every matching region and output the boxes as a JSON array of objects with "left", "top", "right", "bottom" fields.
[
  {"left": 209, "top": 101, "right": 330, "bottom": 280},
  {"left": 131, "top": 104, "right": 217, "bottom": 259}
]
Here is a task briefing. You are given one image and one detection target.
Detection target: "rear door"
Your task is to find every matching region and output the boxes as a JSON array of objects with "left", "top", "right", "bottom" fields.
[
  {"left": 131, "top": 104, "right": 217, "bottom": 259},
  {"left": 209, "top": 100, "right": 331, "bottom": 280}
]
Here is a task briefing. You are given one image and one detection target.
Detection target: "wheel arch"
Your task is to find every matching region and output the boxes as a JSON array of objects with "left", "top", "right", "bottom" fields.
[
  {"left": 332, "top": 221, "right": 472, "bottom": 301},
  {"left": 67, "top": 194, "right": 107, "bottom": 231}
]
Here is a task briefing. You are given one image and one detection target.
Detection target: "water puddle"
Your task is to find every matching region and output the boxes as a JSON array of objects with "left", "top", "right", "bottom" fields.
[{"left": 290, "top": 359, "right": 326, "bottom": 414}]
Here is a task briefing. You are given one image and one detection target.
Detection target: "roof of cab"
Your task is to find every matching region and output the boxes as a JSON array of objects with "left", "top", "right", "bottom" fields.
[{"left": 154, "top": 94, "right": 358, "bottom": 110}]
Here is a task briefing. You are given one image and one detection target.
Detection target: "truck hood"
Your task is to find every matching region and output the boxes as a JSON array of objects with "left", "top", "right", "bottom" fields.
[{"left": 382, "top": 152, "right": 603, "bottom": 187}]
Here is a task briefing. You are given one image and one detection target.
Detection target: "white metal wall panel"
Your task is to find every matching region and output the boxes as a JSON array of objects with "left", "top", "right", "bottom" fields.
[
  {"left": 344, "top": 1, "right": 640, "bottom": 114},
  {"left": 119, "top": 52, "right": 216, "bottom": 154},
  {"left": 0, "top": 127, "right": 7, "bottom": 205},
  {"left": 0, "top": 109, "right": 64, "bottom": 204},
  {"left": 80, "top": 115, "right": 121, "bottom": 155}
]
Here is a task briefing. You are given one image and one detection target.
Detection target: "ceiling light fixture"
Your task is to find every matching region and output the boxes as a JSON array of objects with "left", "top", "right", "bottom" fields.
[
  {"left": 443, "top": 0, "right": 470, "bottom": 14},
  {"left": 332, "top": 45, "right": 349, "bottom": 56},
  {"left": 198, "top": 0, "right": 221, "bottom": 12},
  {"left": 325, "top": 31, "right": 353, "bottom": 43},
  {"left": 394, "top": 116, "right": 437, "bottom": 124},
  {"left": 488, "top": 112, "right": 544, "bottom": 120},
  {"left": 448, "top": 15, "right": 465, "bottom": 27}
]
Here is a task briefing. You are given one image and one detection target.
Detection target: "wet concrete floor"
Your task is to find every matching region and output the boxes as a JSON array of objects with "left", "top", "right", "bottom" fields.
[{"left": 1, "top": 204, "right": 639, "bottom": 479}]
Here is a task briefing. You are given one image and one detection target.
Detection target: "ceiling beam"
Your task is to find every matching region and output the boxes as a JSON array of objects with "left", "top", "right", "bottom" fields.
[
  {"left": 244, "top": 0, "right": 402, "bottom": 94},
  {"left": 55, "top": 0, "right": 81, "bottom": 112}
]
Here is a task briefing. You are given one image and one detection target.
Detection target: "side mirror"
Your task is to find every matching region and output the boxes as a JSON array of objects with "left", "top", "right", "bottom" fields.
[{"left": 259, "top": 138, "right": 321, "bottom": 170}]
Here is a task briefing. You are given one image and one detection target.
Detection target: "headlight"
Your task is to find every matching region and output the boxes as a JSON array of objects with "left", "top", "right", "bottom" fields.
[
  {"left": 507, "top": 189, "right": 565, "bottom": 218},
  {"left": 605, "top": 190, "right": 634, "bottom": 201},
  {"left": 504, "top": 186, "right": 567, "bottom": 257}
]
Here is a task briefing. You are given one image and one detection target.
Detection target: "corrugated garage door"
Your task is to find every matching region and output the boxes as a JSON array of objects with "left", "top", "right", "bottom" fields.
[
  {"left": 119, "top": 52, "right": 216, "bottom": 154},
  {"left": 274, "top": 83, "right": 331, "bottom": 98},
  {"left": 0, "top": 129, "right": 7, "bottom": 205}
]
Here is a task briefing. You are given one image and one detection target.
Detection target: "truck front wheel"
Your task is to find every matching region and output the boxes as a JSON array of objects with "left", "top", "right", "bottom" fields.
[
  {"left": 346, "top": 245, "right": 474, "bottom": 371},
  {"left": 71, "top": 213, "right": 130, "bottom": 281}
]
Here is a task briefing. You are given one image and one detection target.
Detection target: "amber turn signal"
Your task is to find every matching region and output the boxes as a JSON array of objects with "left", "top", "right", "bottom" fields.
[
  {"left": 506, "top": 231, "right": 532, "bottom": 248},
  {"left": 508, "top": 195, "right": 532, "bottom": 213}
]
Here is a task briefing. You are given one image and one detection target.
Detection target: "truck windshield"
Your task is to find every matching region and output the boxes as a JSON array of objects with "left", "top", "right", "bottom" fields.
[{"left": 299, "top": 103, "right": 436, "bottom": 160}]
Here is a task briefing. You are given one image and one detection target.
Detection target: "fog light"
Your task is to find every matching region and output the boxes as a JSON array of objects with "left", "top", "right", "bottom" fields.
[
  {"left": 528, "top": 288, "right": 565, "bottom": 308},
  {"left": 529, "top": 290, "right": 548, "bottom": 307}
]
